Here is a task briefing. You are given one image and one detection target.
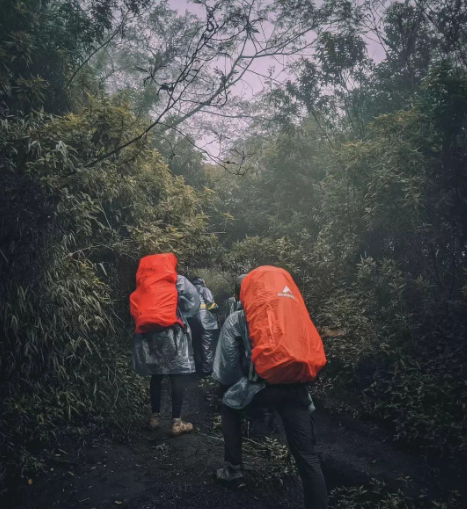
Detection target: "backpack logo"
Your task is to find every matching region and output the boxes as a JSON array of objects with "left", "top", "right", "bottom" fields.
[{"left": 278, "top": 286, "right": 296, "bottom": 299}]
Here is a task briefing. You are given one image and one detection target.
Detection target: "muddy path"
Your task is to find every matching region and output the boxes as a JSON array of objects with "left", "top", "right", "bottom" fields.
[{"left": 4, "top": 376, "right": 464, "bottom": 509}]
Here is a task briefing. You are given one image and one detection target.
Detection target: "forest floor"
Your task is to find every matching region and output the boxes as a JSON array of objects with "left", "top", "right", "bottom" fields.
[{"left": 3, "top": 375, "right": 465, "bottom": 509}]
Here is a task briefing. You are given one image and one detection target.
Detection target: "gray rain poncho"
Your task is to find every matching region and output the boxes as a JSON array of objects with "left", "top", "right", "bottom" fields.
[
  {"left": 188, "top": 278, "right": 220, "bottom": 375},
  {"left": 132, "top": 275, "right": 201, "bottom": 376},
  {"left": 212, "top": 310, "right": 265, "bottom": 409}
]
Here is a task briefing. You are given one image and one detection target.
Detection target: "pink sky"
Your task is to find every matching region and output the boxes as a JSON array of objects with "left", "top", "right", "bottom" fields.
[
  {"left": 165, "top": 0, "right": 386, "bottom": 159},
  {"left": 167, "top": 0, "right": 295, "bottom": 97},
  {"left": 168, "top": 0, "right": 386, "bottom": 93}
]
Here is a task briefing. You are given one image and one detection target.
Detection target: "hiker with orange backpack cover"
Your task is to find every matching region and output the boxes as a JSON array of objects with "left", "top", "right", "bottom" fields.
[
  {"left": 212, "top": 266, "right": 328, "bottom": 509},
  {"left": 130, "top": 253, "right": 200, "bottom": 437}
]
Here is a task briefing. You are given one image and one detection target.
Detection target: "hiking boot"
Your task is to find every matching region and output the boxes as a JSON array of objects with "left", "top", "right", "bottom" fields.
[
  {"left": 215, "top": 462, "right": 245, "bottom": 484},
  {"left": 171, "top": 418, "right": 193, "bottom": 437},
  {"left": 148, "top": 413, "right": 160, "bottom": 430}
]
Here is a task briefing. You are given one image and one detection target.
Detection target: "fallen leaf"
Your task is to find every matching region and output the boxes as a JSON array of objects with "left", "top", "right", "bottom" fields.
[
  {"left": 28, "top": 479, "right": 33, "bottom": 485},
  {"left": 114, "top": 501, "right": 123, "bottom": 505}
]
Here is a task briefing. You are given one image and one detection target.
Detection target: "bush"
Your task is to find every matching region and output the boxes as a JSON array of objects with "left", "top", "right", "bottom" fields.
[
  {"left": 364, "top": 347, "right": 467, "bottom": 456},
  {"left": 331, "top": 479, "right": 461, "bottom": 508}
]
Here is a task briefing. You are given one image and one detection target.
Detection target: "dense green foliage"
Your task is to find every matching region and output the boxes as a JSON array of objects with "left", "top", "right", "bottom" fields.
[
  {"left": 1, "top": 0, "right": 467, "bottom": 499},
  {"left": 209, "top": 66, "right": 467, "bottom": 456}
]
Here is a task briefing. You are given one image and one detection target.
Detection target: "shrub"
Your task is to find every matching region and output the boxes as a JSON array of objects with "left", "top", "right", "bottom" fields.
[
  {"left": 331, "top": 479, "right": 461, "bottom": 508},
  {"left": 364, "top": 347, "right": 467, "bottom": 456}
]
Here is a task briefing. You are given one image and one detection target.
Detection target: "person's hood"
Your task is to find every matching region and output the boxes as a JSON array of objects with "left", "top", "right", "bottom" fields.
[{"left": 191, "top": 277, "right": 205, "bottom": 287}]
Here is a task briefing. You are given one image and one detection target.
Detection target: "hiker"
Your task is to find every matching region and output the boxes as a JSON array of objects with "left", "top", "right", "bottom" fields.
[
  {"left": 188, "top": 277, "right": 220, "bottom": 377},
  {"left": 130, "top": 253, "right": 200, "bottom": 437},
  {"left": 220, "top": 296, "right": 237, "bottom": 325},
  {"left": 212, "top": 266, "right": 328, "bottom": 509},
  {"left": 220, "top": 275, "right": 246, "bottom": 325},
  {"left": 219, "top": 275, "right": 276, "bottom": 433}
]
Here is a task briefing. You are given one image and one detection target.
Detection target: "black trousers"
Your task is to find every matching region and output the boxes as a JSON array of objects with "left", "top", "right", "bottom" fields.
[
  {"left": 188, "top": 317, "right": 219, "bottom": 376},
  {"left": 150, "top": 374, "right": 186, "bottom": 418},
  {"left": 222, "top": 384, "right": 328, "bottom": 509}
]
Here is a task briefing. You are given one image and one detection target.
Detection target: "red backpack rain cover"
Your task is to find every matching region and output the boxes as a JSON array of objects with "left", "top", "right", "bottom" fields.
[
  {"left": 130, "top": 253, "right": 179, "bottom": 333},
  {"left": 241, "top": 266, "right": 326, "bottom": 384}
]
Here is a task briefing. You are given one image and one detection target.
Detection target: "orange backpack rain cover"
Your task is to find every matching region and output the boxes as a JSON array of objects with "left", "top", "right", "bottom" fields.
[
  {"left": 130, "top": 253, "right": 179, "bottom": 333},
  {"left": 241, "top": 266, "right": 326, "bottom": 384}
]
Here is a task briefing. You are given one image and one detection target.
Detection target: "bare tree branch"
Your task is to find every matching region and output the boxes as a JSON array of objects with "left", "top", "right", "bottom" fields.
[
  {"left": 85, "top": 0, "right": 324, "bottom": 168},
  {"left": 65, "top": 10, "right": 137, "bottom": 89}
]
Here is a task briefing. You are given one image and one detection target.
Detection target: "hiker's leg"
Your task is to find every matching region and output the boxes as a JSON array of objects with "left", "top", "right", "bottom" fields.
[
  {"left": 248, "top": 386, "right": 280, "bottom": 437},
  {"left": 150, "top": 374, "right": 164, "bottom": 413},
  {"left": 278, "top": 391, "right": 328, "bottom": 509},
  {"left": 188, "top": 318, "right": 203, "bottom": 375},
  {"left": 194, "top": 335, "right": 204, "bottom": 375},
  {"left": 200, "top": 329, "right": 219, "bottom": 376},
  {"left": 221, "top": 403, "right": 243, "bottom": 466},
  {"left": 169, "top": 374, "right": 193, "bottom": 436},
  {"left": 169, "top": 374, "right": 186, "bottom": 419}
]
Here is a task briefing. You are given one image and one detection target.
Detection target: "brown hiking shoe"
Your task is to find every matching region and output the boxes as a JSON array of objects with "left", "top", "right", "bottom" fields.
[
  {"left": 148, "top": 413, "right": 160, "bottom": 430},
  {"left": 171, "top": 418, "right": 193, "bottom": 437}
]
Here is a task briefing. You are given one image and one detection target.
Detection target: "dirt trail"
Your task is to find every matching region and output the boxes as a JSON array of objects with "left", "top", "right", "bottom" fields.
[{"left": 4, "top": 376, "right": 464, "bottom": 509}]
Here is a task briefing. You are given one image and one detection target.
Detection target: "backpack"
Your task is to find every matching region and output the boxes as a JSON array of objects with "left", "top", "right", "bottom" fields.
[
  {"left": 240, "top": 266, "right": 326, "bottom": 384},
  {"left": 130, "top": 253, "right": 180, "bottom": 333}
]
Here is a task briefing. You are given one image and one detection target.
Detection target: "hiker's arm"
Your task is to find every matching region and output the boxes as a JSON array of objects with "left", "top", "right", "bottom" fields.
[
  {"left": 177, "top": 275, "right": 201, "bottom": 317},
  {"left": 212, "top": 312, "right": 243, "bottom": 386},
  {"left": 201, "top": 286, "right": 218, "bottom": 311}
]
